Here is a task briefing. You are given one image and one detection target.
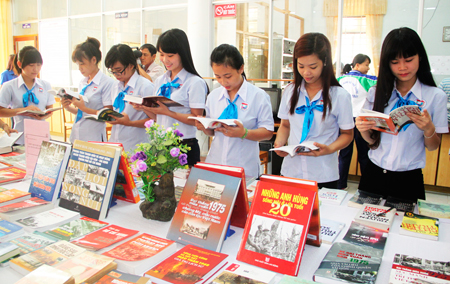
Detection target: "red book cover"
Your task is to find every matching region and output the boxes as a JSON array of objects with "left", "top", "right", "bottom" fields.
[
  {"left": 102, "top": 233, "right": 175, "bottom": 261},
  {"left": 0, "top": 167, "right": 27, "bottom": 185},
  {"left": 236, "top": 174, "right": 317, "bottom": 276},
  {"left": 145, "top": 244, "right": 228, "bottom": 284},
  {"left": 0, "top": 197, "right": 49, "bottom": 213},
  {"left": 260, "top": 175, "right": 322, "bottom": 247},
  {"left": 71, "top": 224, "right": 139, "bottom": 251},
  {"left": 194, "top": 162, "right": 249, "bottom": 228},
  {"left": 89, "top": 141, "right": 139, "bottom": 203},
  {"left": 0, "top": 188, "right": 30, "bottom": 204}
]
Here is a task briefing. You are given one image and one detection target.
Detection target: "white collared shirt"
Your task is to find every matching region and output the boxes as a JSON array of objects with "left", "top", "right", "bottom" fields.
[
  {"left": 365, "top": 79, "right": 449, "bottom": 171},
  {"left": 153, "top": 68, "right": 207, "bottom": 139},
  {"left": 145, "top": 62, "right": 165, "bottom": 82},
  {"left": 109, "top": 71, "right": 154, "bottom": 153},
  {"left": 278, "top": 82, "right": 354, "bottom": 183},
  {"left": 70, "top": 70, "right": 115, "bottom": 143},
  {"left": 0, "top": 75, "right": 55, "bottom": 144},
  {"left": 205, "top": 81, "right": 274, "bottom": 178}
]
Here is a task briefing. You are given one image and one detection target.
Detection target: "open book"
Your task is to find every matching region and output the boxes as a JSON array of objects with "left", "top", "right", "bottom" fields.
[
  {"left": 188, "top": 117, "right": 240, "bottom": 129},
  {"left": 359, "top": 105, "right": 421, "bottom": 135},
  {"left": 269, "top": 141, "right": 319, "bottom": 156},
  {"left": 0, "top": 132, "right": 23, "bottom": 154},
  {"left": 124, "top": 95, "right": 183, "bottom": 107},
  {"left": 17, "top": 107, "right": 62, "bottom": 117},
  {"left": 85, "top": 108, "right": 124, "bottom": 122},
  {"left": 48, "top": 88, "right": 89, "bottom": 103}
]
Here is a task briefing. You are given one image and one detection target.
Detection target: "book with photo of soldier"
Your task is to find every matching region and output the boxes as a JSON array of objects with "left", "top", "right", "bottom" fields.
[{"left": 59, "top": 140, "right": 121, "bottom": 220}]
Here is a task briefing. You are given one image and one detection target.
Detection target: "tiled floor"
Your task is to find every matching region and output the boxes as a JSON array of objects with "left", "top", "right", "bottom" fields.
[{"left": 347, "top": 180, "right": 450, "bottom": 204}]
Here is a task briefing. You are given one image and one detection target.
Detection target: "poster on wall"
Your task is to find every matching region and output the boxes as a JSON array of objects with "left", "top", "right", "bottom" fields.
[{"left": 39, "top": 19, "right": 70, "bottom": 86}]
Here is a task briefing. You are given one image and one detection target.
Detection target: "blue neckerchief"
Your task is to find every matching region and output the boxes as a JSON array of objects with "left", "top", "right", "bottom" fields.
[
  {"left": 22, "top": 85, "right": 39, "bottom": 107},
  {"left": 75, "top": 81, "right": 93, "bottom": 123},
  {"left": 390, "top": 90, "right": 421, "bottom": 131},
  {"left": 295, "top": 96, "right": 324, "bottom": 143},
  {"left": 218, "top": 95, "right": 239, "bottom": 119},
  {"left": 156, "top": 77, "right": 180, "bottom": 99},
  {"left": 113, "top": 85, "right": 130, "bottom": 113}
]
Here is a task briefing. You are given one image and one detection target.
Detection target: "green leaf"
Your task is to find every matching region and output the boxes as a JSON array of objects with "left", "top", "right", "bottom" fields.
[
  {"left": 163, "top": 139, "right": 173, "bottom": 146},
  {"left": 157, "top": 155, "right": 167, "bottom": 164}
]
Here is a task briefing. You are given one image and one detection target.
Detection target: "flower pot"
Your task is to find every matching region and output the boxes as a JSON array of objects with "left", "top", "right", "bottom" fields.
[{"left": 139, "top": 172, "right": 177, "bottom": 222}]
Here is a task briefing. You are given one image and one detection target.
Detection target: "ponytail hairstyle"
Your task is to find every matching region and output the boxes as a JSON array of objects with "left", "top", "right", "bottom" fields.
[
  {"left": 342, "top": 64, "right": 352, "bottom": 74},
  {"left": 104, "top": 44, "right": 138, "bottom": 74},
  {"left": 369, "top": 27, "right": 435, "bottom": 149},
  {"left": 157, "top": 28, "right": 201, "bottom": 79},
  {"left": 6, "top": 54, "right": 15, "bottom": 71},
  {"left": 72, "top": 37, "right": 102, "bottom": 65},
  {"left": 289, "top": 33, "right": 340, "bottom": 118},
  {"left": 13, "top": 46, "right": 43, "bottom": 75},
  {"left": 343, "top": 54, "right": 371, "bottom": 75},
  {"left": 210, "top": 44, "right": 246, "bottom": 79}
]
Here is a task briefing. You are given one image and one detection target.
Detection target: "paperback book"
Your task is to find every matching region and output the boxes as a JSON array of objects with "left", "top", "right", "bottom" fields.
[
  {"left": 84, "top": 108, "right": 124, "bottom": 122},
  {"left": 15, "top": 207, "right": 80, "bottom": 232},
  {"left": 102, "top": 233, "right": 177, "bottom": 275},
  {"left": 43, "top": 216, "right": 109, "bottom": 241},
  {"left": 321, "top": 218, "right": 346, "bottom": 245},
  {"left": 354, "top": 204, "right": 396, "bottom": 232},
  {"left": 0, "top": 242, "right": 20, "bottom": 263},
  {"left": 167, "top": 167, "right": 241, "bottom": 252},
  {"left": 29, "top": 140, "right": 72, "bottom": 202},
  {"left": 269, "top": 141, "right": 319, "bottom": 156},
  {"left": 313, "top": 242, "right": 383, "bottom": 284},
  {"left": 71, "top": 224, "right": 139, "bottom": 251},
  {"left": 399, "top": 211, "right": 439, "bottom": 241},
  {"left": 187, "top": 117, "right": 240, "bottom": 129},
  {"left": 9, "top": 240, "right": 86, "bottom": 275},
  {"left": 17, "top": 106, "right": 62, "bottom": 117},
  {"left": 14, "top": 264, "right": 75, "bottom": 284},
  {"left": 236, "top": 174, "right": 317, "bottom": 276},
  {"left": 0, "top": 132, "right": 23, "bottom": 154},
  {"left": 0, "top": 166, "right": 26, "bottom": 185},
  {"left": 0, "top": 219, "right": 24, "bottom": 242},
  {"left": 347, "top": 190, "right": 383, "bottom": 208},
  {"left": 318, "top": 188, "right": 348, "bottom": 205},
  {"left": 0, "top": 197, "right": 54, "bottom": 221},
  {"left": 10, "top": 232, "right": 57, "bottom": 254},
  {"left": 343, "top": 221, "right": 388, "bottom": 250},
  {"left": 384, "top": 196, "right": 416, "bottom": 214},
  {"left": 0, "top": 187, "right": 30, "bottom": 206},
  {"left": 390, "top": 254, "right": 450, "bottom": 283},
  {"left": 144, "top": 244, "right": 229, "bottom": 284},
  {"left": 95, "top": 270, "right": 152, "bottom": 284},
  {"left": 59, "top": 140, "right": 121, "bottom": 220},
  {"left": 210, "top": 262, "right": 277, "bottom": 284},
  {"left": 417, "top": 199, "right": 450, "bottom": 220},
  {"left": 124, "top": 95, "right": 183, "bottom": 107},
  {"left": 359, "top": 105, "right": 421, "bottom": 135}
]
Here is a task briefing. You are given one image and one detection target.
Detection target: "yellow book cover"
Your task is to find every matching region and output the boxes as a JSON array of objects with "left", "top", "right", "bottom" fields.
[{"left": 400, "top": 212, "right": 439, "bottom": 240}]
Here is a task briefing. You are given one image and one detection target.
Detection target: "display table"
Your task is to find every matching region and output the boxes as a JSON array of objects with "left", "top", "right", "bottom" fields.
[{"left": 2, "top": 179, "right": 450, "bottom": 284}]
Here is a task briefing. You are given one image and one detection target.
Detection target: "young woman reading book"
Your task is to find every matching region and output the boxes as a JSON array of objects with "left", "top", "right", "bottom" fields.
[
  {"left": 273, "top": 33, "right": 354, "bottom": 189},
  {"left": 135, "top": 29, "right": 208, "bottom": 166},
  {"left": 195, "top": 44, "right": 274, "bottom": 178},
  {"left": 0, "top": 46, "right": 56, "bottom": 144},
  {"left": 356, "top": 27, "right": 448, "bottom": 201},
  {"left": 61, "top": 37, "right": 115, "bottom": 143},
  {"left": 105, "top": 44, "right": 154, "bottom": 153}
]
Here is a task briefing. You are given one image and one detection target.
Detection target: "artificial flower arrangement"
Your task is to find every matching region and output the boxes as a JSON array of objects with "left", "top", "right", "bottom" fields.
[{"left": 130, "top": 119, "right": 190, "bottom": 202}]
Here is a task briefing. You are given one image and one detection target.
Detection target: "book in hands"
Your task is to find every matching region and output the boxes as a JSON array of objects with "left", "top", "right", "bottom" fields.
[
  {"left": 49, "top": 88, "right": 89, "bottom": 103},
  {"left": 269, "top": 141, "right": 319, "bottom": 156},
  {"left": 188, "top": 117, "right": 240, "bottom": 129},
  {"left": 0, "top": 132, "right": 23, "bottom": 154},
  {"left": 84, "top": 108, "right": 124, "bottom": 122},
  {"left": 17, "top": 107, "right": 62, "bottom": 117},
  {"left": 359, "top": 105, "right": 421, "bottom": 135},
  {"left": 124, "top": 95, "right": 183, "bottom": 107}
]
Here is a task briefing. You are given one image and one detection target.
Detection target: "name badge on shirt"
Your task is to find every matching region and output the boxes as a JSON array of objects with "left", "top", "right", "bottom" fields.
[
  {"left": 241, "top": 103, "right": 248, "bottom": 110},
  {"left": 93, "top": 86, "right": 98, "bottom": 92},
  {"left": 129, "top": 91, "right": 134, "bottom": 95},
  {"left": 416, "top": 99, "right": 425, "bottom": 108},
  {"left": 39, "top": 87, "right": 43, "bottom": 92}
]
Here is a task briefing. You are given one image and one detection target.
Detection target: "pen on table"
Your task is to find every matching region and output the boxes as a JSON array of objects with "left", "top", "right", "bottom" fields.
[{"left": 376, "top": 207, "right": 394, "bottom": 217}]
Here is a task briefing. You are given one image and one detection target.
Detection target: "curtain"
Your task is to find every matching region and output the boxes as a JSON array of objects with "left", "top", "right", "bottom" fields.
[
  {"left": 366, "top": 14, "right": 384, "bottom": 76},
  {"left": 0, "top": 0, "right": 13, "bottom": 73}
]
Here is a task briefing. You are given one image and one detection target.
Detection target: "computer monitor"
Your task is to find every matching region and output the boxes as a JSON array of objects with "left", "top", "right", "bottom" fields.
[{"left": 261, "top": 87, "right": 282, "bottom": 119}]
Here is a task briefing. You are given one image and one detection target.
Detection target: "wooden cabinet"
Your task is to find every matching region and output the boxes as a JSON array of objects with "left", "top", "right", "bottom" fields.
[{"left": 437, "top": 134, "right": 450, "bottom": 187}]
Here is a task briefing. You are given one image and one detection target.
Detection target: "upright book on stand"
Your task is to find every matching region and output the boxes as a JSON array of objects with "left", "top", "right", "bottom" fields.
[
  {"left": 59, "top": 140, "right": 121, "bottom": 220},
  {"left": 236, "top": 174, "right": 317, "bottom": 276},
  {"left": 29, "top": 140, "right": 72, "bottom": 202},
  {"left": 194, "top": 162, "right": 249, "bottom": 228},
  {"left": 167, "top": 167, "right": 241, "bottom": 252}
]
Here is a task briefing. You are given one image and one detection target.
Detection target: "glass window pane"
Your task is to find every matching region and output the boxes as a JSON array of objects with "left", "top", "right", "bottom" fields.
[
  {"left": 13, "top": 23, "right": 38, "bottom": 36},
  {"left": 273, "top": 10, "right": 285, "bottom": 38},
  {"left": 104, "top": 0, "right": 140, "bottom": 12},
  {"left": 41, "top": 0, "right": 67, "bottom": 18},
  {"left": 13, "top": 0, "right": 37, "bottom": 22},
  {"left": 70, "top": 0, "right": 101, "bottom": 16},
  {"left": 104, "top": 12, "right": 141, "bottom": 50},
  {"left": 288, "top": 16, "right": 302, "bottom": 40},
  {"left": 143, "top": 0, "right": 187, "bottom": 6},
  {"left": 143, "top": 8, "right": 187, "bottom": 46}
]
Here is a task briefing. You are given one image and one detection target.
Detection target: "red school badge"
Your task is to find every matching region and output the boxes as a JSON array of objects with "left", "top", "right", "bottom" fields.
[
  {"left": 93, "top": 86, "right": 98, "bottom": 92},
  {"left": 416, "top": 99, "right": 425, "bottom": 108},
  {"left": 241, "top": 102, "right": 248, "bottom": 110},
  {"left": 39, "top": 87, "right": 43, "bottom": 92}
]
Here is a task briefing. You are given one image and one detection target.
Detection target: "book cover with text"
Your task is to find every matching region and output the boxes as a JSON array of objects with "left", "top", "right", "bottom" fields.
[
  {"left": 71, "top": 224, "right": 139, "bottom": 251},
  {"left": 43, "top": 216, "right": 109, "bottom": 241}
]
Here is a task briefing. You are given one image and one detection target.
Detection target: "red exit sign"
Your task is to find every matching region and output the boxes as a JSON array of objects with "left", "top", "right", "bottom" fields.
[{"left": 214, "top": 4, "right": 236, "bottom": 18}]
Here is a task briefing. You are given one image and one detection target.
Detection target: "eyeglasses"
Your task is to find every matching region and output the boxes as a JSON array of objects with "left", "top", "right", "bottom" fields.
[{"left": 107, "top": 67, "right": 127, "bottom": 76}]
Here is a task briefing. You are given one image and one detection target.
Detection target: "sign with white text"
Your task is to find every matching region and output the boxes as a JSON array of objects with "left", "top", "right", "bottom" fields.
[{"left": 214, "top": 4, "right": 236, "bottom": 18}]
